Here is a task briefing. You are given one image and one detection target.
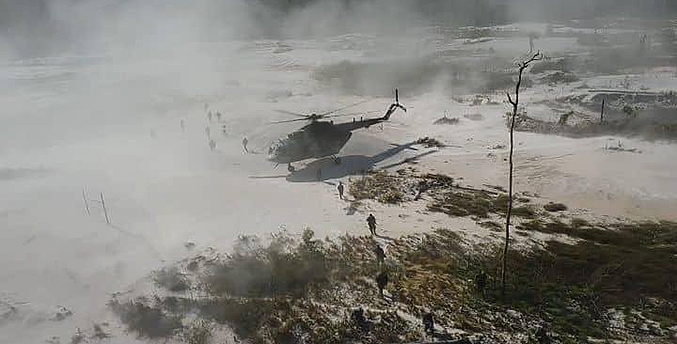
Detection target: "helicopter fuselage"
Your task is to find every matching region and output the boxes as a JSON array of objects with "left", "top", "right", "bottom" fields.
[
  {"left": 267, "top": 96, "right": 406, "bottom": 165},
  {"left": 267, "top": 121, "right": 353, "bottom": 164}
]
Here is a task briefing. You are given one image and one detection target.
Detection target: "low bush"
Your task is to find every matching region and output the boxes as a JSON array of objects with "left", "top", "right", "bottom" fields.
[
  {"left": 153, "top": 267, "right": 190, "bottom": 292},
  {"left": 109, "top": 299, "right": 183, "bottom": 339}
]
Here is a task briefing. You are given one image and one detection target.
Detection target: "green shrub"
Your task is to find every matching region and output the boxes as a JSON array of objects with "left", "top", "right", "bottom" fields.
[
  {"left": 153, "top": 267, "right": 190, "bottom": 292},
  {"left": 109, "top": 299, "right": 183, "bottom": 339}
]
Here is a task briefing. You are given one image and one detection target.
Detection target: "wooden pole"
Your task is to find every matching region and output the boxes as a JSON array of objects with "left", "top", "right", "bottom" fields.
[
  {"left": 82, "top": 188, "right": 90, "bottom": 215},
  {"left": 100, "top": 192, "right": 110, "bottom": 225},
  {"left": 600, "top": 98, "right": 605, "bottom": 123}
]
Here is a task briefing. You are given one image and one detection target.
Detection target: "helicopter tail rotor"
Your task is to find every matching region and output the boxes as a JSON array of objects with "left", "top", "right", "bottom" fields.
[
  {"left": 382, "top": 88, "right": 406, "bottom": 120},
  {"left": 395, "top": 88, "right": 406, "bottom": 112}
]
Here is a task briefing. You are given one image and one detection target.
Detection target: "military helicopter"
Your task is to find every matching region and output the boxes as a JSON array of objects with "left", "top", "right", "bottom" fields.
[{"left": 267, "top": 89, "right": 406, "bottom": 172}]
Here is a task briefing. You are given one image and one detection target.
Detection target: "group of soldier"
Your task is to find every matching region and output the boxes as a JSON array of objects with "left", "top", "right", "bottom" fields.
[
  {"left": 204, "top": 107, "right": 224, "bottom": 151},
  {"left": 200, "top": 104, "right": 250, "bottom": 153},
  {"left": 351, "top": 207, "right": 512, "bottom": 342},
  {"left": 351, "top": 241, "right": 439, "bottom": 341}
]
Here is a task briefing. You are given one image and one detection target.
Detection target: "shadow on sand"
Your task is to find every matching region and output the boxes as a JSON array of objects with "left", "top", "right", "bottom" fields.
[{"left": 286, "top": 141, "right": 437, "bottom": 183}]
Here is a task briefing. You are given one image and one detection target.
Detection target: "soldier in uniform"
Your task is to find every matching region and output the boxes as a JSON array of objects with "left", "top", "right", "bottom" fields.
[
  {"left": 367, "top": 214, "right": 377, "bottom": 236},
  {"left": 374, "top": 245, "right": 385, "bottom": 266},
  {"left": 376, "top": 271, "right": 388, "bottom": 297},
  {"left": 337, "top": 182, "right": 345, "bottom": 200}
]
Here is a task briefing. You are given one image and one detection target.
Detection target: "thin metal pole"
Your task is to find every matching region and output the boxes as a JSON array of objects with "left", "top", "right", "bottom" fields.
[
  {"left": 82, "top": 188, "right": 90, "bottom": 215},
  {"left": 100, "top": 192, "right": 110, "bottom": 224}
]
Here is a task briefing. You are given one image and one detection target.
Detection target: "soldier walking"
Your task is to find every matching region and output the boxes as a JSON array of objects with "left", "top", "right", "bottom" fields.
[
  {"left": 366, "top": 213, "right": 376, "bottom": 236},
  {"left": 374, "top": 245, "right": 385, "bottom": 266},
  {"left": 376, "top": 271, "right": 388, "bottom": 298},
  {"left": 242, "top": 137, "right": 249, "bottom": 153},
  {"left": 423, "top": 312, "right": 435, "bottom": 337},
  {"left": 337, "top": 182, "right": 344, "bottom": 200}
]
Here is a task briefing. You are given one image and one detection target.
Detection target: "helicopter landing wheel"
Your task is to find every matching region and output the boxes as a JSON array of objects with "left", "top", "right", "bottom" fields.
[
  {"left": 333, "top": 156, "right": 341, "bottom": 165},
  {"left": 287, "top": 164, "right": 296, "bottom": 173}
]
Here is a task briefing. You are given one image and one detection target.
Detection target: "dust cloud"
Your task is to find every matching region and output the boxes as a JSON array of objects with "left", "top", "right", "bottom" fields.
[{"left": 2, "top": 1, "right": 677, "bottom": 344}]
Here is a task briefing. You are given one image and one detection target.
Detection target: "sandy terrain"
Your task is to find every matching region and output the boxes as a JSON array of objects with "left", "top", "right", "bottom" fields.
[{"left": 2, "top": 25, "right": 677, "bottom": 343}]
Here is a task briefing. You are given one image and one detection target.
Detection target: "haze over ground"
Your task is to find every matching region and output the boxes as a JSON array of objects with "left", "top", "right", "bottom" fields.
[{"left": 2, "top": 1, "right": 677, "bottom": 343}]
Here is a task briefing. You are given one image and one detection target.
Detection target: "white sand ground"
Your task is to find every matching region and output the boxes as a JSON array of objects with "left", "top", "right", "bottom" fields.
[{"left": 2, "top": 29, "right": 677, "bottom": 343}]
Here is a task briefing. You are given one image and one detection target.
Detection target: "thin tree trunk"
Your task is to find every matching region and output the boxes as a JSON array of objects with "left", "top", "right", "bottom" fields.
[
  {"left": 503, "top": 52, "right": 542, "bottom": 297},
  {"left": 503, "top": 79, "right": 519, "bottom": 298}
]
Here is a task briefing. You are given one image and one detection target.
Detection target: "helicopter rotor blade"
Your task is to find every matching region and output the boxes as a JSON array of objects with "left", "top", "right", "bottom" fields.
[
  {"left": 319, "top": 99, "right": 370, "bottom": 117},
  {"left": 268, "top": 118, "right": 309, "bottom": 124},
  {"left": 274, "top": 109, "right": 307, "bottom": 118}
]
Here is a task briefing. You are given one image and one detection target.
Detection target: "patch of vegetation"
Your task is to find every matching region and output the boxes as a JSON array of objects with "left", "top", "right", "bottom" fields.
[
  {"left": 153, "top": 266, "right": 190, "bottom": 292},
  {"left": 543, "top": 71, "right": 579, "bottom": 84},
  {"left": 199, "top": 297, "right": 272, "bottom": 340},
  {"left": 109, "top": 299, "right": 183, "bottom": 339},
  {"left": 349, "top": 170, "right": 536, "bottom": 221},
  {"left": 113, "top": 217, "right": 677, "bottom": 344},
  {"left": 513, "top": 112, "right": 677, "bottom": 141},
  {"left": 428, "top": 190, "right": 535, "bottom": 220},
  {"left": 515, "top": 220, "right": 677, "bottom": 305},
  {"left": 531, "top": 58, "right": 571, "bottom": 74},
  {"left": 464, "top": 113, "right": 484, "bottom": 121},
  {"left": 416, "top": 136, "right": 445, "bottom": 148},
  {"left": 433, "top": 116, "right": 460, "bottom": 125},
  {"left": 91, "top": 323, "right": 110, "bottom": 340},
  {"left": 182, "top": 320, "right": 213, "bottom": 344},
  {"left": 456, "top": 27, "right": 491, "bottom": 39},
  {"left": 349, "top": 171, "right": 405, "bottom": 204},
  {"left": 205, "top": 230, "right": 330, "bottom": 298},
  {"left": 482, "top": 71, "right": 533, "bottom": 93},
  {"left": 479, "top": 221, "right": 502, "bottom": 232},
  {"left": 544, "top": 202, "right": 567, "bottom": 212}
]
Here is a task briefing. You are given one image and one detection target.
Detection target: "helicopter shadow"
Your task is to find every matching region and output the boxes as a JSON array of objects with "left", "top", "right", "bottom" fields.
[{"left": 286, "top": 141, "right": 436, "bottom": 183}]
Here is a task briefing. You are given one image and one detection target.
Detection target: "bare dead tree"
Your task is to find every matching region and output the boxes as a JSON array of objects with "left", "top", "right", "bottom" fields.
[{"left": 503, "top": 52, "right": 542, "bottom": 297}]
